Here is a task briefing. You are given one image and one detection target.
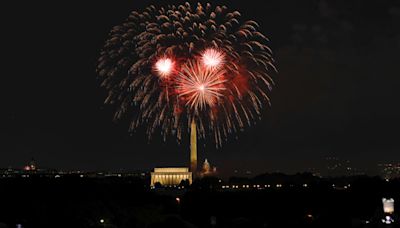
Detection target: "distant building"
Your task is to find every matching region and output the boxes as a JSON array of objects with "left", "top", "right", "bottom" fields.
[
  {"left": 24, "top": 158, "right": 37, "bottom": 171},
  {"left": 150, "top": 168, "right": 192, "bottom": 187},
  {"left": 200, "top": 159, "right": 217, "bottom": 177},
  {"left": 378, "top": 163, "right": 400, "bottom": 179}
]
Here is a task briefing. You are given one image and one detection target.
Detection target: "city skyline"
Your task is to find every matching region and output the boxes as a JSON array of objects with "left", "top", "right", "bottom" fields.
[{"left": 2, "top": 156, "right": 400, "bottom": 179}]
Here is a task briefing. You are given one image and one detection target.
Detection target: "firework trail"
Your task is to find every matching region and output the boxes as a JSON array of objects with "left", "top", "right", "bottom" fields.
[{"left": 97, "top": 2, "right": 276, "bottom": 146}]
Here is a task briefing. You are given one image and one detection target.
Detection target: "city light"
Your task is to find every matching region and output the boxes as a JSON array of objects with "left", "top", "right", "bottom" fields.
[
  {"left": 382, "top": 215, "right": 394, "bottom": 225},
  {"left": 382, "top": 198, "right": 394, "bottom": 214}
]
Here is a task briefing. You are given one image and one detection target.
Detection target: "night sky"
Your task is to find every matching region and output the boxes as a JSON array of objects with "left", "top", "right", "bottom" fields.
[{"left": 2, "top": 0, "right": 400, "bottom": 176}]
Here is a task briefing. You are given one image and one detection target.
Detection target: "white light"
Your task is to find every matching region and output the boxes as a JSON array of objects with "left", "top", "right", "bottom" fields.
[
  {"left": 202, "top": 49, "right": 224, "bottom": 69},
  {"left": 383, "top": 198, "right": 395, "bottom": 214},
  {"left": 155, "top": 58, "right": 174, "bottom": 78},
  {"left": 100, "top": 219, "right": 105, "bottom": 224},
  {"left": 382, "top": 215, "right": 394, "bottom": 224},
  {"left": 198, "top": 85, "right": 205, "bottom": 91}
]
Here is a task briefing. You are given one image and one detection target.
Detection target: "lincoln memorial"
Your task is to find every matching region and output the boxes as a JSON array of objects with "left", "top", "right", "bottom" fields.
[{"left": 150, "top": 167, "right": 192, "bottom": 187}]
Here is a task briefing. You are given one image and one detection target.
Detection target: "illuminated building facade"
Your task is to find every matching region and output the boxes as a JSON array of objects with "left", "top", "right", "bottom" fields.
[
  {"left": 200, "top": 159, "right": 217, "bottom": 177},
  {"left": 24, "top": 158, "right": 37, "bottom": 171},
  {"left": 383, "top": 198, "right": 395, "bottom": 214},
  {"left": 150, "top": 168, "right": 192, "bottom": 187},
  {"left": 382, "top": 198, "right": 395, "bottom": 225}
]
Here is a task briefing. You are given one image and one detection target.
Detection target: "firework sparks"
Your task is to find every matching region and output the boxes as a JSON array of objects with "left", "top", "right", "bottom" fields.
[
  {"left": 155, "top": 57, "right": 174, "bottom": 78},
  {"left": 201, "top": 49, "right": 225, "bottom": 69},
  {"left": 177, "top": 60, "right": 226, "bottom": 111},
  {"left": 97, "top": 2, "right": 276, "bottom": 145}
]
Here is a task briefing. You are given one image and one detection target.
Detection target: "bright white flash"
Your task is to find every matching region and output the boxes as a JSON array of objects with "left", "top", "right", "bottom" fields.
[
  {"left": 155, "top": 58, "right": 174, "bottom": 78},
  {"left": 202, "top": 49, "right": 224, "bottom": 69}
]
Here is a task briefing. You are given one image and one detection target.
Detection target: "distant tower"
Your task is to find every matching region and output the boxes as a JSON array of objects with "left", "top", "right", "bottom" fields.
[{"left": 190, "top": 120, "right": 198, "bottom": 176}]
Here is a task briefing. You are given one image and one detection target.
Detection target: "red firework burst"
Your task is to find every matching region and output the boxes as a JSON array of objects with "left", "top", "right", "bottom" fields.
[
  {"left": 97, "top": 2, "right": 276, "bottom": 145},
  {"left": 175, "top": 60, "right": 226, "bottom": 111}
]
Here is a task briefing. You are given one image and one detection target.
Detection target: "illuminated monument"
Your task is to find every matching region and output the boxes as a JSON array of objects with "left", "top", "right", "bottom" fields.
[
  {"left": 24, "top": 158, "right": 37, "bottom": 171},
  {"left": 381, "top": 198, "right": 395, "bottom": 225},
  {"left": 150, "top": 168, "right": 192, "bottom": 187},
  {"left": 200, "top": 158, "right": 217, "bottom": 177},
  {"left": 190, "top": 120, "right": 198, "bottom": 176},
  {"left": 150, "top": 120, "right": 199, "bottom": 187}
]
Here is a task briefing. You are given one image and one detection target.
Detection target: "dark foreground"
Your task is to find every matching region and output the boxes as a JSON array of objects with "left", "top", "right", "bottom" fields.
[{"left": 1, "top": 175, "right": 400, "bottom": 228}]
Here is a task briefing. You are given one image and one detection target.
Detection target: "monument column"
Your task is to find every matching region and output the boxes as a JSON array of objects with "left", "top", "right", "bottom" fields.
[{"left": 190, "top": 119, "right": 197, "bottom": 177}]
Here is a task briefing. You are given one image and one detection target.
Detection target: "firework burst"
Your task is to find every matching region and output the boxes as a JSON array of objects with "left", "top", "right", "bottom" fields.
[
  {"left": 177, "top": 60, "right": 226, "bottom": 111},
  {"left": 201, "top": 48, "right": 225, "bottom": 70},
  {"left": 154, "top": 57, "right": 175, "bottom": 78},
  {"left": 97, "top": 2, "right": 276, "bottom": 146}
]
